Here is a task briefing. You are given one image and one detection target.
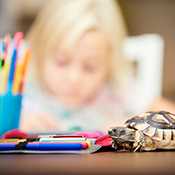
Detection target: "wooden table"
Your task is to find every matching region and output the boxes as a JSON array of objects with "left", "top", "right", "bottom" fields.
[{"left": 1, "top": 151, "right": 175, "bottom": 175}]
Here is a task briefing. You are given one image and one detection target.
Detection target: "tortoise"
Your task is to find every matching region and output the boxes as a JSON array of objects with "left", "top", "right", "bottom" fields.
[{"left": 108, "top": 111, "right": 175, "bottom": 152}]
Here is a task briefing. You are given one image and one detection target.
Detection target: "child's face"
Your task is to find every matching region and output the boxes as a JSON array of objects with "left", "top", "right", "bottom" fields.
[{"left": 41, "top": 31, "right": 111, "bottom": 108}]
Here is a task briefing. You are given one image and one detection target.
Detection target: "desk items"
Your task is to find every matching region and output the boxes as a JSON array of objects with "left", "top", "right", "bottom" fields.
[
  {"left": 0, "top": 32, "right": 31, "bottom": 135},
  {"left": 0, "top": 130, "right": 111, "bottom": 153},
  {"left": 1, "top": 111, "right": 175, "bottom": 153}
]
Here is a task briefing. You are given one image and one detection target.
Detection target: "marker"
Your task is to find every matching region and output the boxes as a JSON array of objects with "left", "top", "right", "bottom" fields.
[
  {"left": 0, "top": 40, "right": 4, "bottom": 69},
  {"left": 3, "top": 34, "right": 10, "bottom": 62},
  {"left": 39, "top": 137, "right": 87, "bottom": 142},
  {"left": 7, "top": 46, "right": 17, "bottom": 92},
  {"left": 14, "top": 32, "right": 23, "bottom": 49},
  {"left": 0, "top": 139, "right": 22, "bottom": 143},
  {"left": 26, "top": 142, "right": 89, "bottom": 151},
  {"left": 7, "top": 33, "right": 23, "bottom": 93},
  {"left": 1, "top": 41, "right": 13, "bottom": 93},
  {"left": 15, "top": 49, "right": 31, "bottom": 94},
  {"left": 0, "top": 59, "right": 4, "bottom": 68},
  {"left": 0, "top": 143, "right": 17, "bottom": 151},
  {"left": 0, "top": 139, "right": 27, "bottom": 150},
  {"left": 52, "top": 135, "right": 84, "bottom": 138},
  {"left": 37, "top": 134, "right": 84, "bottom": 138}
]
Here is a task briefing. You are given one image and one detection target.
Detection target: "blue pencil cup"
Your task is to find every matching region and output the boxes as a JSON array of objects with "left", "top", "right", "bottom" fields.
[{"left": 0, "top": 93, "right": 22, "bottom": 136}]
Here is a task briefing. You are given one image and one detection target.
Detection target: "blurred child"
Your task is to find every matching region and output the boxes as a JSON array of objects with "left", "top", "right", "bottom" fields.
[{"left": 20, "top": 0, "right": 174, "bottom": 132}]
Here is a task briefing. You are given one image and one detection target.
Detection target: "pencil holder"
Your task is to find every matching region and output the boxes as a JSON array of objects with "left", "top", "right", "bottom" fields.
[{"left": 0, "top": 92, "right": 22, "bottom": 135}]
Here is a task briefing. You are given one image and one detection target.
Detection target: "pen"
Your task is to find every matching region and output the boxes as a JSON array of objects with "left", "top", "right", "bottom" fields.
[
  {"left": 17, "top": 49, "right": 31, "bottom": 93},
  {"left": 38, "top": 134, "right": 84, "bottom": 138},
  {"left": 52, "top": 135, "right": 84, "bottom": 138},
  {"left": 7, "top": 46, "right": 17, "bottom": 92},
  {"left": 0, "top": 139, "right": 27, "bottom": 150},
  {"left": 0, "top": 41, "right": 4, "bottom": 70},
  {"left": 0, "top": 143, "right": 17, "bottom": 151},
  {"left": 0, "top": 41, "right": 3, "bottom": 94},
  {"left": 26, "top": 142, "right": 89, "bottom": 151},
  {"left": 39, "top": 137, "right": 86, "bottom": 142},
  {"left": 0, "top": 139, "right": 23, "bottom": 143},
  {"left": 3, "top": 34, "right": 10, "bottom": 62},
  {"left": 7, "top": 33, "right": 23, "bottom": 93},
  {"left": 1, "top": 41, "right": 12, "bottom": 93}
]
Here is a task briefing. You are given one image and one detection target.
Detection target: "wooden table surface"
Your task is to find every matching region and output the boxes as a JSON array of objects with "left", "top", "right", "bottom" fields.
[{"left": 1, "top": 151, "right": 175, "bottom": 175}]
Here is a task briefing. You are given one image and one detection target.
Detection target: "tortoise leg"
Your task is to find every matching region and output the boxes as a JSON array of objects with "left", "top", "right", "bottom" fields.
[
  {"left": 133, "top": 142, "right": 143, "bottom": 152},
  {"left": 142, "top": 136, "right": 157, "bottom": 151},
  {"left": 133, "top": 131, "right": 145, "bottom": 152}
]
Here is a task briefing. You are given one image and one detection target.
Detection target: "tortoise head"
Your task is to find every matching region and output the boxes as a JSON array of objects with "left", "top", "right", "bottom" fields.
[{"left": 108, "top": 127, "right": 136, "bottom": 151}]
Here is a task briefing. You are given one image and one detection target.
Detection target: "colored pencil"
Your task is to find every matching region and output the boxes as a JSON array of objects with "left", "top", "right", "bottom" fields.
[
  {"left": 0, "top": 33, "right": 31, "bottom": 94},
  {"left": 26, "top": 142, "right": 89, "bottom": 151}
]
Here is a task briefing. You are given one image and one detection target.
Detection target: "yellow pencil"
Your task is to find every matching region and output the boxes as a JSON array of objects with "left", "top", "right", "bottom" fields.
[
  {"left": 0, "top": 44, "right": 12, "bottom": 94},
  {"left": 12, "top": 63, "right": 22, "bottom": 94},
  {"left": 0, "top": 35, "right": 11, "bottom": 94}
]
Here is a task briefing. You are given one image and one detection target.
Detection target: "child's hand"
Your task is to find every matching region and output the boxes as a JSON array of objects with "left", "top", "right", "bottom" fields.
[{"left": 20, "top": 112, "right": 60, "bottom": 132}]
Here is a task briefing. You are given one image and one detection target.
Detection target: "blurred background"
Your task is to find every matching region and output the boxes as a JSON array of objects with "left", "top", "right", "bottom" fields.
[{"left": 0, "top": 0, "right": 175, "bottom": 102}]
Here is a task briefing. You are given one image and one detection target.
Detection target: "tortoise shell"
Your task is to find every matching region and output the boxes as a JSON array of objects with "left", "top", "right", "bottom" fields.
[{"left": 125, "top": 111, "right": 175, "bottom": 141}]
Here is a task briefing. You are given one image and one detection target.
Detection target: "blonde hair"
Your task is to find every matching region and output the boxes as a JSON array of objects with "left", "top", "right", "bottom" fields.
[{"left": 27, "top": 0, "right": 128, "bottom": 89}]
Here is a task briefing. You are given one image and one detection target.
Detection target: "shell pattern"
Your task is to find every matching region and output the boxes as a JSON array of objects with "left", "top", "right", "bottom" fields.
[{"left": 126, "top": 111, "right": 175, "bottom": 150}]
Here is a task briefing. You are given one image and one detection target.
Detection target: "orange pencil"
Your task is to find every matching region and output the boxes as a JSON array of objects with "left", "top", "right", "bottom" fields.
[
  {"left": 13, "top": 48, "right": 31, "bottom": 94},
  {"left": 12, "top": 42, "right": 25, "bottom": 94}
]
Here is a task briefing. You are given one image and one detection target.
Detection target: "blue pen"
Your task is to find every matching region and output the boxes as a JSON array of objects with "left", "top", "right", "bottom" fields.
[
  {"left": 0, "top": 143, "right": 16, "bottom": 151},
  {"left": 26, "top": 142, "right": 88, "bottom": 151},
  {"left": 7, "top": 47, "right": 17, "bottom": 92}
]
